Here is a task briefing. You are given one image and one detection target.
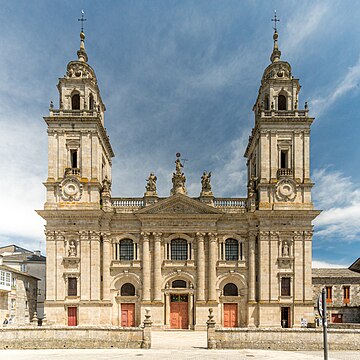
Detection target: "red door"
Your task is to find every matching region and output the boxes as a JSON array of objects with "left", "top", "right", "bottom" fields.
[
  {"left": 121, "top": 303, "right": 135, "bottom": 327},
  {"left": 170, "top": 295, "right": 188, "bottom": 329},
  {"left": 67, "top": 307, "right": 77, "bottom": 326},
  {"left": 224, "top": 303, "right": 237, "bottom": 328}
]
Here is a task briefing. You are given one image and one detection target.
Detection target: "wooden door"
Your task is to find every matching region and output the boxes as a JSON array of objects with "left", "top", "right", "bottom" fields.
[
  {"left": 170, "top": 295, "right": 188, "bottom": 329},
  {"left": 121, "top": 303, "right": 135, "bottom": 327},
  {"left": 223, "top": 303, "right": 237, "bottom": 328},
  {"left": 67, "top": 307, "right": 77, "bottom": 326}
]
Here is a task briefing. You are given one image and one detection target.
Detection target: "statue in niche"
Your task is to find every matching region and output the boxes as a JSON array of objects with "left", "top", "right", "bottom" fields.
[
  {"left": 68, "top": 240, "right": 77, "bottom": 257},
  {"left": 201, "top": 171, "right": 212, "bottom": 193},
  {"left": 282, "top": 241, "right": 289, "bottom": 257},
  {"left": 145, "top": 173, "right": 157, "bottom": 193}
]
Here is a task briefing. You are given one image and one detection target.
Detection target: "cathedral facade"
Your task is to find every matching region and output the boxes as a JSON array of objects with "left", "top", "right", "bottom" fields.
[{"left": 38, "top": 28, "right": 320, "bottom": 329}]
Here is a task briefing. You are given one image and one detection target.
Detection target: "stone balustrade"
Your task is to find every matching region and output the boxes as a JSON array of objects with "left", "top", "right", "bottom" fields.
[
  {"left": 213, "top": 198, "right": 246, "bottom": 212},
  {"left": 50, "top": 109, "right": 98, "bottom": 117},
  {"left": 277, "top": 168, "right": 293, "bottom": 178}
]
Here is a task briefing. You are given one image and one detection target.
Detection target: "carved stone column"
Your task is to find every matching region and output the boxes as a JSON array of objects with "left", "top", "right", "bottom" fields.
[
  {"left": 165, "top": 292, "right": 170, "bottom": 326},
  {"left": 248, "top": 233, "right": 256, "bottom": 302},
  {"left": 141, "top": 232, "right": 151, "bottom": 301},
  {"left": 153, "top": 232, "right": 162, "bottom": 301},
  {"left": 196, "top": 232, "right": 206, "bottom": 301},
  {"left": 208, "top": 233, "right": 218, "bottom": 301},
  {"left": 90, "top": 231, "right": 101, "bottom": 301},
  {"left": 102, "top": 232, "right": 111, "bottom": 301},
  {"left": 45, "top": 231, "right": 56, "bottom": 301},
  {"left": 189, "top": 292, "right": 194, "bottom": 328}
]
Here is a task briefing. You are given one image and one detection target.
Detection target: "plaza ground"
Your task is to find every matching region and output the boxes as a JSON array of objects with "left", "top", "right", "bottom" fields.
[{"left": 0, "top": 331, "right": 359, "bottom": 359}]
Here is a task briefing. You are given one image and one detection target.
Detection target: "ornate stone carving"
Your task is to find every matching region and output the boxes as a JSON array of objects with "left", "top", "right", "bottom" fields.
[
  {"left": 59, "top": 177, "right": 83, "bottom": 201},
  {"left": 275, "top": 178, "right": 297, "bottom": 202},
  {"left": 101, "top": 176, "right": 112, "bottom": 211},
  {"left": 66, "top": 61, "right": 95, "bottom": 81},
  {"left": 259, "top": 231, "right": 269, "bottom": 240}
]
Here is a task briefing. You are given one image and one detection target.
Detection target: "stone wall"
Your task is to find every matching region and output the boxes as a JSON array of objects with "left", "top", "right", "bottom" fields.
[
  {"left": 0, "top": 326, "right": 148, "bottom": 349},
  {"left": 207, "top": 327, "right": 360, "bottom": 350}
]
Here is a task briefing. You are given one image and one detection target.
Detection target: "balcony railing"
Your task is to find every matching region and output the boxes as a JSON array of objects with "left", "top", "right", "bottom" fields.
[
  {"left": 65, "top": 167, "right": 81, "bottom": 176},
  {"left": 277, "top": 168, "right": 293, "bottom": 178},
  {"left": 261, "top": 110, "right": 308, "bottom": 117}
]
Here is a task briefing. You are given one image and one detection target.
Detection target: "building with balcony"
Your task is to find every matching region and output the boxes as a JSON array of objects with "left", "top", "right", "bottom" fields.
[
  {"left": 0, "top": 256, "right": 38, "bottom": 325},
  {"left": 37, "top": 27, "right": 319, "bottom": 329}
]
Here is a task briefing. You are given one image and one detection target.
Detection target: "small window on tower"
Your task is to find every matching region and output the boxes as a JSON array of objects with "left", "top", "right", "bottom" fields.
[
  {"left": 280, "top": 150, "right": 288, "bottom": 169},
  {"left": 278, "top": 94, "right": 287, "bottom": 110},
  {"left": 89, "top": 93, "right": 94, "bottom": 110},
  {"left": 264, "top": 95, "right": 269, "bottom": 110},
  {"left": 71, "top": 93, "right": 80, "bottom": 110},
  {"left": 70, "top": 150, "right": 78, "bottom": 168}
]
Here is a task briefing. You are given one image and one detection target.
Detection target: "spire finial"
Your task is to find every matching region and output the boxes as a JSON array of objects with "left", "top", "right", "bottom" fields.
[
  {"left": 270, "top": 10, "right": 281, "bottom": 63},
  {"left": 77, "top": 10, "right": 88, "bottom": 62},
  {"left": 271, "top": 10, "right": 280, "bottom": 32},
  {"left": 78, "top": 10, "right": 87, "bottom": 32}
]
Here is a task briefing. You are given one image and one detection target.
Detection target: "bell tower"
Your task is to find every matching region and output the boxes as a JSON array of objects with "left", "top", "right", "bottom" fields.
[
  {"left": 245, "top": 27, "right": 314, "bottom": 210},
  {"left": 43, "top": 29, "right": 114, "bottom": 210}
]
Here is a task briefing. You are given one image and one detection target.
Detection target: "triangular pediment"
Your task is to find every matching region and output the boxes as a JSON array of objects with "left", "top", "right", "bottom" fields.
[{"left": 135, "top": 193, "right": 222, "bottom": 215}]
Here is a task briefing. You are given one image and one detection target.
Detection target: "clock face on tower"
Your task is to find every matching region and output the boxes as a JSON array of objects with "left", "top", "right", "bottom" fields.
[{"left": 59, "top": 177, "right": 83, "bottom": 201}]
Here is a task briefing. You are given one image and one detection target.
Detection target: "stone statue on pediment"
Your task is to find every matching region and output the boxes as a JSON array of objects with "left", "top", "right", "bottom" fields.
[
  {"left": 145, "top": 172, "right": 157, "bottom": 197},
  {"left": 171, "top": 156, "right": 187, "bottom": 195},
  {"left": 201, "top": 171, "right": 212, "bottom": 194}
]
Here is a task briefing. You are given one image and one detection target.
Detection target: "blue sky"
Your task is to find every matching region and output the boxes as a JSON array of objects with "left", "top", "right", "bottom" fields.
[{"left": 0, "top": 0, "right": 359, "bottom": 267}]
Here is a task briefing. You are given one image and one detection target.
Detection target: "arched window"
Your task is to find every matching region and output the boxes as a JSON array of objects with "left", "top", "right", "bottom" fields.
[
  {"left": 224, "top": 283, "right": 238, "bottom": 296},
  {"left": 119, "top": 239, "right": 134, "bottom": 260},
  {"left": 225, "top": 239, "right": 239, "bottom": 261},
  {"left": 264, "top": 95, "right": 269, "bottom": 110},
  {"left": 171, "top": 239, "right": 188, "bottom": 260},
  {"left": 172, "top": 280, "right": 187, "bottom": 288},
  {"left": 121, "top": 283, "right": 135, "bottom": 296},
  {"left": 71, "top": 93, "right": 80, "bottom": 110},
  {"left": 278, "top": 94, "right": 287, "bottom": 110},
  {"left": 89, "top": 93, "right": 94, "bottom": 110}
]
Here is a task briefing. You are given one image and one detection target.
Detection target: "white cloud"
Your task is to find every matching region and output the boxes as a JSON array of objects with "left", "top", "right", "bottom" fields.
[
  {"left": 312, "top": 260, "right": 346, "bottom": 268},
  {"left": 313, "top": 168, "right": 360, "bottom": 240},
  {"left": 0, "top": 114, "right": 47, "bottom": 244},
  {"left": 311, "top": 55, "right": 360, "bottom": 116},
  {"left": 283, "top": 3, "right": 329, "bottom": 54}
]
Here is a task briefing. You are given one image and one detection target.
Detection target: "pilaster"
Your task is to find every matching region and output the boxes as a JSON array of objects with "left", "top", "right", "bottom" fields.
[
  {"left": 141, "top": 232, "right": 151, "bottom": 301},
  {"left": 153, "top": 232, "right": 162, "bottom": 301},
  {"left": 208, "top": 232, "right": 218, "bottom": 301}
]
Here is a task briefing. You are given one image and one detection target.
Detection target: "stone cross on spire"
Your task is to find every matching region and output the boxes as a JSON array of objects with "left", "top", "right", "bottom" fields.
[
  {"left": 270, "top": 10, "right": 281, "bottom": 63},
  {"left": 77, "top": 10, "right": 88, "bottom": 62},
  {"left": 78, "top": 10, "right": 87, "bottom": 32},
  {"left": 271, "top": 10, "right": 280, "bottom": 32}
]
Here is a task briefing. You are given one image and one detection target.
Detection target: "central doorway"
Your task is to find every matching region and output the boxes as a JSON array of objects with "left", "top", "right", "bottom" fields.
[{"left": 170, "top": 294, "right": 188, "bottom": 329}]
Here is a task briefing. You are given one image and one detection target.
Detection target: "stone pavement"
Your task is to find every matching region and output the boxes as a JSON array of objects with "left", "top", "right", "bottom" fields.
[{"left": 0, "top": 331, "right": 359, "bottom": 359}]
